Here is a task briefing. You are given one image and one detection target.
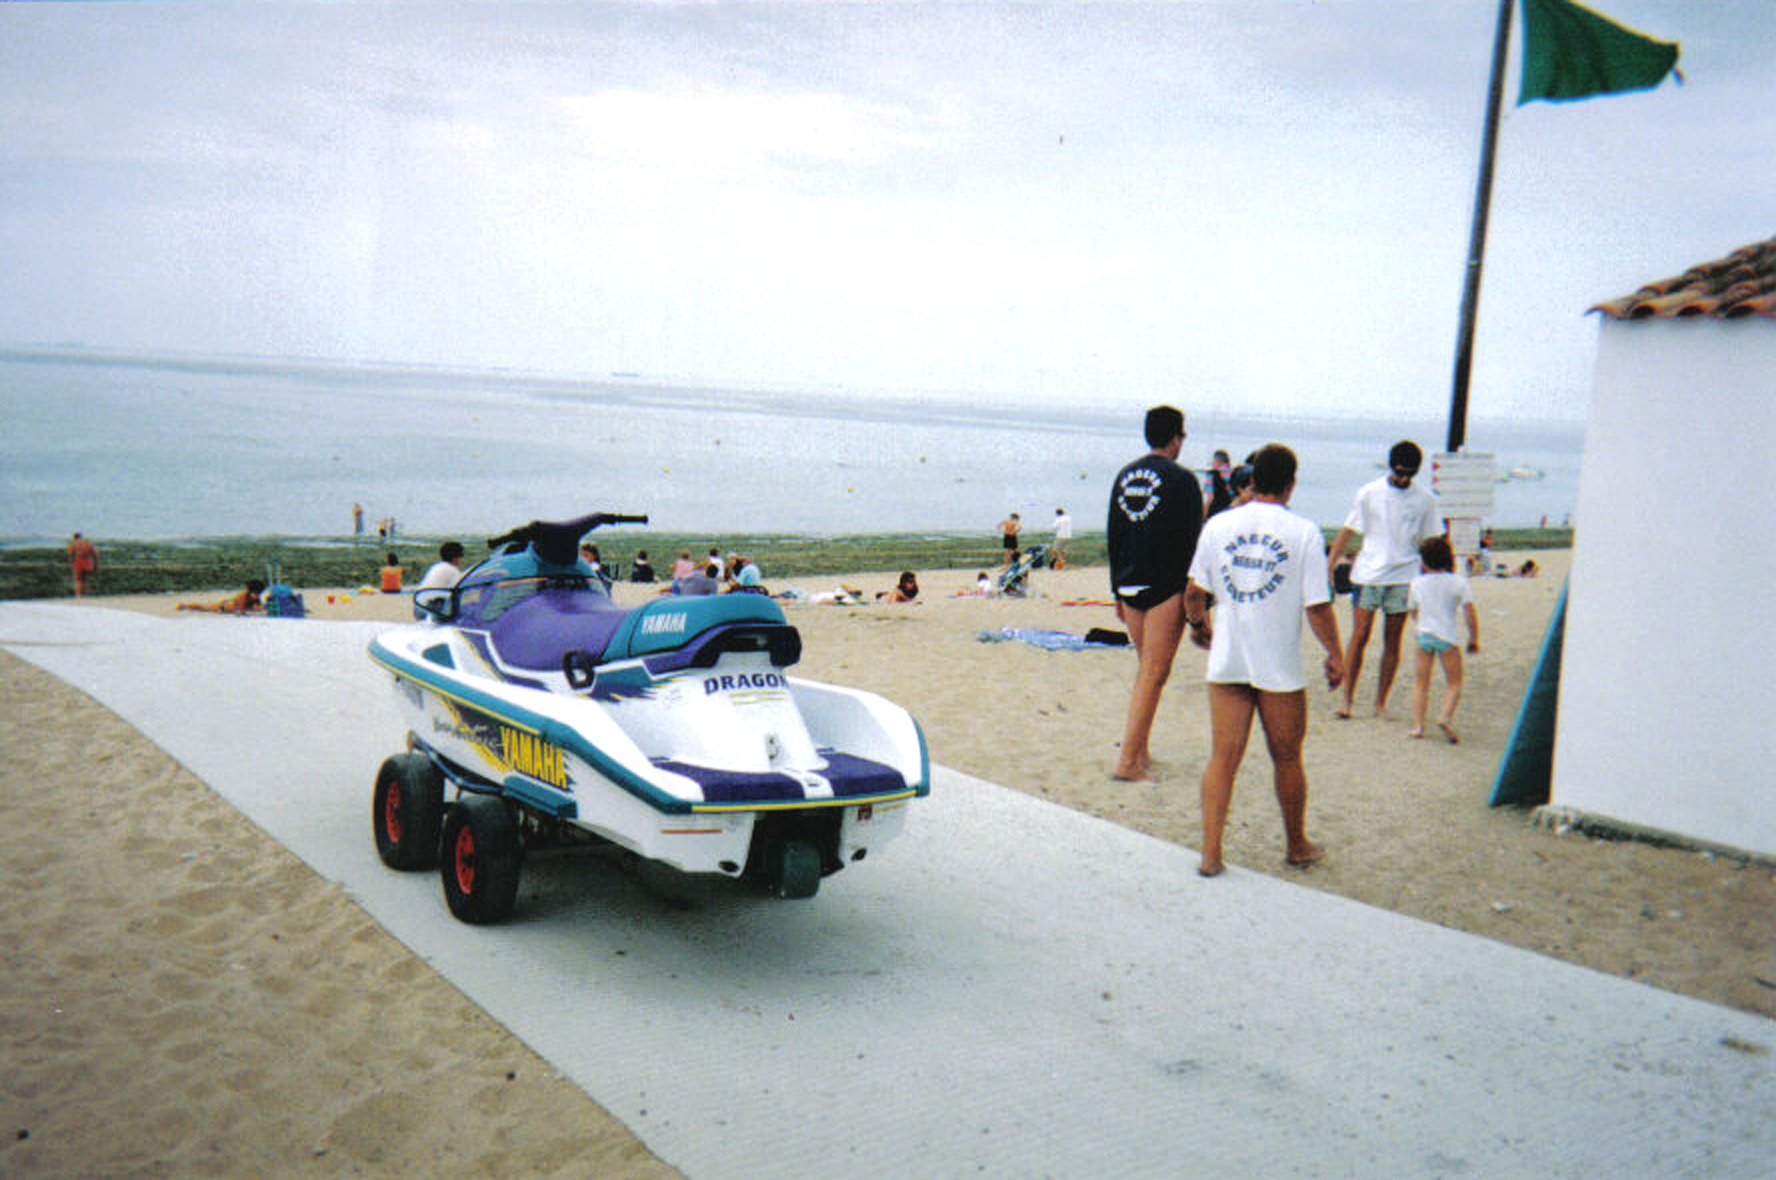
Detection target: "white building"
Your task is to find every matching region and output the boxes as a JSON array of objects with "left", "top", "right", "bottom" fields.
[{"left": 1551, "top": 237, "right": 1776, "bottom": 859}]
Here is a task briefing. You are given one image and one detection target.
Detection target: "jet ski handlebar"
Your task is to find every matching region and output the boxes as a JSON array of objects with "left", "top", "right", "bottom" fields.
[{"left": 487, "top": 513, "right": 650, "bottom": 566}]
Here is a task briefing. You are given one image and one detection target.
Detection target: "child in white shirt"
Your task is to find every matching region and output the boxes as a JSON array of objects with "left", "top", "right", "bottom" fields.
[{"left": 1406, "top": 535, "right": 1479, "bottom": 743}]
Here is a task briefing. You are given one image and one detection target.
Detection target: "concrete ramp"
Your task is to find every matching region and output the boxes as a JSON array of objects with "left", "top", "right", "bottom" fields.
[{"left": 2, "top": 602, "right": 1770, "bottom": 1179}]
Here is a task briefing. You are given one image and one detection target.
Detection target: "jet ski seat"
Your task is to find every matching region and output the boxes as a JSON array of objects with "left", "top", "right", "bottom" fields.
[
  {"left": 487, "top": 590, "right": 801, "bottom": 680},
  {"left": 485, "top": 588, "right": 631, "bottom": 672}
]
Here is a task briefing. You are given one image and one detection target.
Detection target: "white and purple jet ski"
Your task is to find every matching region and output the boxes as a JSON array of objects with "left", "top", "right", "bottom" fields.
[{"left": 368, "top": 513, "right": 929, "bottom": 923}]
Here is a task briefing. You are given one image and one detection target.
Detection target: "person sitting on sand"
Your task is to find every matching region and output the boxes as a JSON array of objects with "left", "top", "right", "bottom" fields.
[
  {"left": 178, "top": 579, "right": 267, "bottom": 614},
  {"left": 1407, "top": 535, "right": 1479, "bottom": 744},
  {"left": 973, "top": 571, "right": 992, "bottom": 595},
  {"left": 673, "top": 567, "right": 721, "bottom": 596},
  {"left": 580, "top": 543, "right": 613, "bottom": 592},
  {"left": 727, "top": 555, "right": 765, "bottom": 594},
  {"left": 878, "top": 571, "right": 920, "bottom": 603},
  {"left": 630, "top": 550, "right": 656, "bottom": 583},
  {"left": 417, "top": 541, "right": 465, "bottom": 591},
  {"left": 379, "top": 553, "right": 403, "bottom": 594}
]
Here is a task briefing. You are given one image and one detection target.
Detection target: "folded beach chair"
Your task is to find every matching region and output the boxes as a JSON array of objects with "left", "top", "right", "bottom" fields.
[{"left": 995, "top": 544, "right": 1047, "bottom": 598}]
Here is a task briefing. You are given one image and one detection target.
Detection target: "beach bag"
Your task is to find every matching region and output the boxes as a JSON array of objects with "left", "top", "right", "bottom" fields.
[{"left": 265, "top": 583, "right": 306, "bottom": 619}]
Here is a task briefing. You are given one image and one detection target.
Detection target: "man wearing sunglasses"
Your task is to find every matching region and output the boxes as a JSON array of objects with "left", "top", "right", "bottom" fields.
[{"left": 1325, "top": 440, "right": 1445, "bottom": 720}]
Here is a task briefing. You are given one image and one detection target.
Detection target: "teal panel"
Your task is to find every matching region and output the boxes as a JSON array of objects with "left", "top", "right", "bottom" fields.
[{"left": 1490, "top": 581, "right": 1567, "bottom": 807}]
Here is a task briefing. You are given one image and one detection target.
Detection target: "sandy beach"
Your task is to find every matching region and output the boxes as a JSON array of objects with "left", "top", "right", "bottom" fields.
[{"left": 5, "top": 549, "right": 1772, "bottom": 1177}]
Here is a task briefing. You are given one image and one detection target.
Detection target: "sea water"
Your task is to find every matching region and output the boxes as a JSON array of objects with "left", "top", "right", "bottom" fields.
[{"left": 1, "top": 349, "right": 1582, "bottom": 542}]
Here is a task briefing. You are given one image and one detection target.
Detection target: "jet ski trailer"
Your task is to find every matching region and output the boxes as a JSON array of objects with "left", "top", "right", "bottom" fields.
[{"left": 367, "top": 513, "right": 930, "bottom": 923}]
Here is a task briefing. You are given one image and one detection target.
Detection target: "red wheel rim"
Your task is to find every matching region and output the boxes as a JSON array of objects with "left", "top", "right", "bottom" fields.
[
  {"left": 383, "top": 780, "right": 403, "bottom": 843},
  {"left": 454, "top": 826, "right": 476, "bottom": 894}
]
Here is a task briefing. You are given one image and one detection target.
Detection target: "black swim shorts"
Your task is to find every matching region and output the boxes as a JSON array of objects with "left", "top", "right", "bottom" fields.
[{"left": 1115, "top": 585, "right": 1181, "bottom": 612}]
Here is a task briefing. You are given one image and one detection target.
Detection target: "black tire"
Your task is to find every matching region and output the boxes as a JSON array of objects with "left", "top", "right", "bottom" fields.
[
  {"left": 440, "top": 795, "right": 523, "bottom": 924},
  {"left": 373, "top": 754, "right": 444, "bottom": 871}
]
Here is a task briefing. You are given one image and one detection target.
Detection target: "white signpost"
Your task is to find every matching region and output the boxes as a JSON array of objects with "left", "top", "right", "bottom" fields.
[{"left": 1432, "top": 451, "right": 1495, "bottom": 557}]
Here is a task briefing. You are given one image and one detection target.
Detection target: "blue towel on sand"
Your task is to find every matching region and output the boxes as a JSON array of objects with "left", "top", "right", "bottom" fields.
[{"left": 976, "top": 627, "right": 1117, "bottom": 651}]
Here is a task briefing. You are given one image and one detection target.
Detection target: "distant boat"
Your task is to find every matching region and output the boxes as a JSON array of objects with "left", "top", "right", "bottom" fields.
[{"left": 1508, "top": 466, "right": 1545, "bottom": 480}]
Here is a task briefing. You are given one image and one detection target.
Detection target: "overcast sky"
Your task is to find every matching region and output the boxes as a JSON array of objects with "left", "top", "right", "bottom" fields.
[{"left": 2, "top": 1, "right": 1770, "bottom": 420}]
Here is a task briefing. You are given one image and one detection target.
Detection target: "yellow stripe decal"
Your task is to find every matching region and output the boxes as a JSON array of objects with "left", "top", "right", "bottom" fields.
[{"left": 691, "top": 788, "right": 918, "bottom": 814}]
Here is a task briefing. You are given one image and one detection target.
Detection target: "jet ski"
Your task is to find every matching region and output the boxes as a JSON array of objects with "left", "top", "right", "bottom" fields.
[{"left": 368, "top": 512, "right": 930, "bottom": 923}]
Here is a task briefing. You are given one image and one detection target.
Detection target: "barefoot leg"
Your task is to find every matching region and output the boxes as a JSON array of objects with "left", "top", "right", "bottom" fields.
[
  {"left": 1256, "top": 688, "right": 1321, "bottom": 866},
  {"left": 1113, "top": 593, "right": 1185, "bottom": 780},
  {"left": 1339, "top": 604, "right": 1375, "bottom": 716},
  {"left": 1199, "top": 683, "right": 1256, "bottom": 875}
]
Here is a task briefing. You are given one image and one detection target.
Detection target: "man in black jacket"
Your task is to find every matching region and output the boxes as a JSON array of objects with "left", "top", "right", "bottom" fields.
[{"left": 1106, "top": 405, "right": 1203, "bottom": 781}]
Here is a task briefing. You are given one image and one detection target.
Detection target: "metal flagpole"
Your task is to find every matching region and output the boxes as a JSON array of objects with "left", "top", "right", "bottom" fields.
[{"left": 1447, "top": 0, "right": 1515, "bottom": 453}]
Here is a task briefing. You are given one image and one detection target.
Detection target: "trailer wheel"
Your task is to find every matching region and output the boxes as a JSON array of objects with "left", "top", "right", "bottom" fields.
[
  {"left": 373, "top": 754, "right": 444, "bottom": 871},
  {"left": 441, "top": 795, "right": 523, "bottom": 924},
  {"left": 773, "top": 838, "right": 822, "bottom": 900}
]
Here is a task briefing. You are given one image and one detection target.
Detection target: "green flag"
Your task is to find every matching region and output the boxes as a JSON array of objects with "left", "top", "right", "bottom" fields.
[{"left": 1519, "top": 0, "right": 1680, "bottom": 103}]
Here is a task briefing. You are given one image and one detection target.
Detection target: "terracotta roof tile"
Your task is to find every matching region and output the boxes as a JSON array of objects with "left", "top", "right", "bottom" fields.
[{"left": 1591, "top": 236, "right": 1776, "bottom": 320}]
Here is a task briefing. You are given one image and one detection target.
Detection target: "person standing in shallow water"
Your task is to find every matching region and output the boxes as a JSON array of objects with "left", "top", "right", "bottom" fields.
[
  {"left": 1106, "top": 405, "right": 1202, "bottom": 782},
  {"left": 1185, "top": 443, "right": 1344, "bottom": 877}
]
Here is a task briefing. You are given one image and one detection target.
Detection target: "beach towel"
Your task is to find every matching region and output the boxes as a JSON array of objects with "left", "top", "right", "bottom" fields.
[{"left": 975, "top": 627, "right": 1127, "bottom": 651}]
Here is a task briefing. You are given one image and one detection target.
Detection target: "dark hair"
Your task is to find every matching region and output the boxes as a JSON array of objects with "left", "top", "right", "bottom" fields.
[
  {"left": 1419, "top": 534, "right": 1455, "bottom": 572},
  {"left": 385, "top": 552, "right": 399, "bottom": 565},
  {"left": 1143, "top": 405, "right": 1185, "bottom": 449},
  {"left": 247, "top": 578, "right": 267, "bottom": 594},
  {"left": 1250, "top": 443, "right": 1297, "bottom": 495},
  {"left": 1388, "top": 440, "right": 1423, "bottom": 472},
  {"left": 440, "top": 541, "right": 464, "bottom": 561},
  {"left": 1229, "top": 464, "right": 1253, "bottom": 492}
]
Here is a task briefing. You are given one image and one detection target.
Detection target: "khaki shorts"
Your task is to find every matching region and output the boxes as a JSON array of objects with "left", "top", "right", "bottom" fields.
[{"left": 1355, "top": 582, "right": 1411, "bottom": 614}]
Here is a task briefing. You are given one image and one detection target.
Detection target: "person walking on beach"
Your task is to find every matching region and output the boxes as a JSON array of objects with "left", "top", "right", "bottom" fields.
[
  {"left": 1407, "top": 535, "right": 1479, "bottom": 743},
  {"left": 352, "top": 502, "right": 364, "bottom": 538},
  {"left": 999, "top": 513, "right": 1022, "bottom": 564},
  {"left": 1107, "top": 405, "right": 1203, "bottom": 782},
  {"left": 1325, "top": 440, "right": 1443, "bottom": 719},
  {"left": 66, "top": 532, "right": 99, "bottom": 597},
  {"left": 1185, "top": 443, "right": 1344, "bottom": 877},
  {"left": 1051, "top": 508, "right": 1073, "bottom": 569}
]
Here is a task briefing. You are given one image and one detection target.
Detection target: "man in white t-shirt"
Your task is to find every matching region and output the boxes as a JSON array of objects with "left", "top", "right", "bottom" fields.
[
  {"left": 1051, "top": 508, "right": 1073, "bottom": 569},
  {"left": 1185, "top": 443, "right": 1344, "bottom": 878},
  {"left": 1325, "top": 440, "right": 1443, "bottom": 719},
  {"left": 416, "top": 541, "right": 465, "bottom": 591}
]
